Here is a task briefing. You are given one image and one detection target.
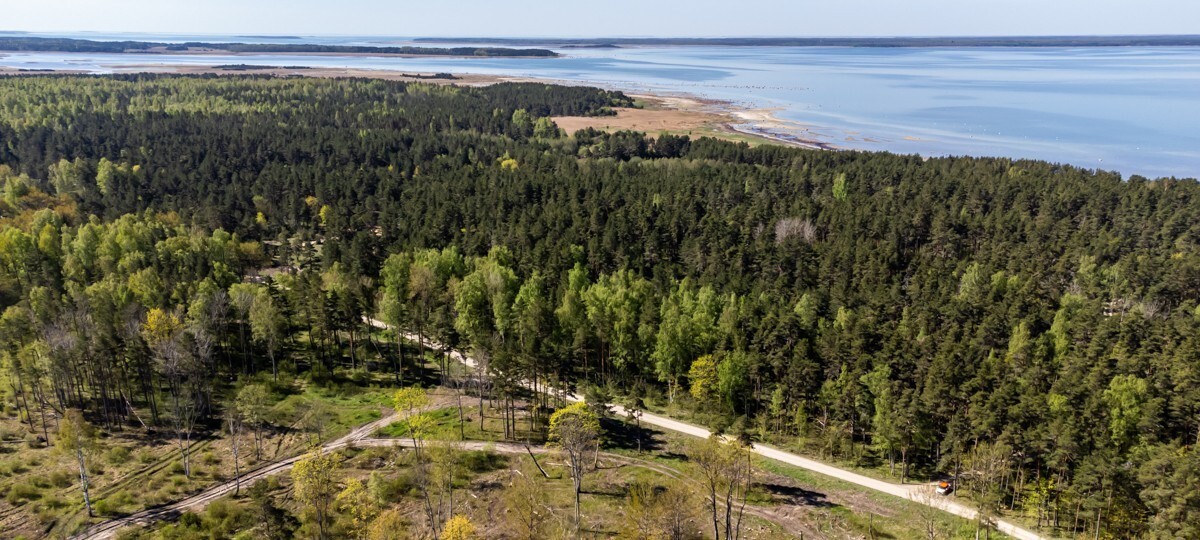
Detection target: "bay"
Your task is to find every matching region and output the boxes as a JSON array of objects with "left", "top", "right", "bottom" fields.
[{"left": 1, "top": 32, "right": 1197, "bottom": 179}]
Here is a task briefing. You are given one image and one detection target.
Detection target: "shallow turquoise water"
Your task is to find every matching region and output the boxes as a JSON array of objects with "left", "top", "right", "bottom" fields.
[{"left": 1, "top": 33, "right": 1197, "bottom": 179}]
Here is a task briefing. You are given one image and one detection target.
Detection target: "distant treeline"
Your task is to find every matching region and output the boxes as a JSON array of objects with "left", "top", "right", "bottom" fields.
[
  {"left": 408, "top": 72, "right": 459, "bottom": 79},
  {"left": 0, "top": 36, "right": 559, "bottom": 57},
  {"left": 213, "top": 64, "right": 312, "bottom": 71},
  {"left": 417, "top": 34, "right": 1200, "bottom": 48}
]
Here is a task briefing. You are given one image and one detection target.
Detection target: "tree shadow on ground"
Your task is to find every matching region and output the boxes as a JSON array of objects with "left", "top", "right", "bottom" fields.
[
  {"left": 758, "top": 482, "right": 838, "bottom": 508},
  {"left": 599, "top": 417, "right": 664, "bottom": 453}
]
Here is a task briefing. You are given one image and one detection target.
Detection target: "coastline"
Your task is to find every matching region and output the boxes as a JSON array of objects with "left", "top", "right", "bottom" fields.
[
  {"left": 553, "top": 91, "right": 832, "bottom": 149},
  {"left": 0, "top": 62, "right": 830, "bottom": 151}
]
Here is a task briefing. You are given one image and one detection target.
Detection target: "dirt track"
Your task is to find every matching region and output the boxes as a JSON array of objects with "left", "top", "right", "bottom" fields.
[
  {"left": 365, "top": 319, "right": 1045, "bottom": 540},
  {"left": 73, "top": 410, "right": 401, "bottom": 540},
  {"left": 77, "top": 433, "right": 809, "bottom": 539},
  {"left": 80, "top": 320, "right": 1044, "bottom": 540}
]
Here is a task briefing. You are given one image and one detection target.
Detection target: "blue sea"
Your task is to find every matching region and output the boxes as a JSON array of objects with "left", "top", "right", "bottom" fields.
[{"left": 2, "top": 32, "right": 1197, "bottom": 179}]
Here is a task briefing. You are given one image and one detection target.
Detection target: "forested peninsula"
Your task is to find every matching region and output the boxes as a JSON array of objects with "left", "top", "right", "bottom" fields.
[
  {"left": 0, "top": 36, "right": 558, "bottom": 57},
  {"left": 415, "top": 35, "right": 1200, "bottom": 48},
  {"left": 0, "top": 75, "right": 1198, "bottom": 538}
]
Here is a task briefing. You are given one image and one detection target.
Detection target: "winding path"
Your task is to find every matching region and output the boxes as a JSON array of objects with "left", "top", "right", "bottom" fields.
[
  {"left": 73, "top": 411, "right": 403, "bottom": 540},
  {"left": 78, "top": 321, "right": 1044, "bottom": 540},
  {"left": 78, "top": 432, "right": 806, "bottom": 539},
  {"left": 368, "top": 319, "right": 1044, "bottom": 540}
]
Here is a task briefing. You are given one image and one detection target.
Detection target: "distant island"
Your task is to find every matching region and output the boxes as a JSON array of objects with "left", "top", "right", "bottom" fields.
[
  {"left": 0, "top": 36, "right": 558, "bottom": 57},
  {"left": 212, "top": 64, "right": 313, "bottom": 71},
  {"left": 416, "top": 34, "right": 1200, "bottom": 48}
]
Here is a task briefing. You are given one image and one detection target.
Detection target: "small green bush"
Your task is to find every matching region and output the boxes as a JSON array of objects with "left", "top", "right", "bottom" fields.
[
  {"left": 179, "top": 511, "right": 203, "bottom": 528},
  {"left": 106, "top": 446, "right": 132, "bottom": 465},
  {"left": 93, "top": 498, "right": 115, "bottom": 516},
  {"left": 49, "top": 469, "right": 73, "bottom": 487},
  {"left": 462, "top": 450, "right": 506, "bottom": 473},
  {"left": 137, "top": 449, "right": 156, "bottom": 464},
  {"left": 0, "top": 425, "right": 19, "bottom": 441},
  {"left": 6, "top": 483, "right": 41, "bottom": 505}
]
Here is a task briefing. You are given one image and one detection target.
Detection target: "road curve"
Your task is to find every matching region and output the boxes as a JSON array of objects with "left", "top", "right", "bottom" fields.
[{"left": 367, "top": 319, "right": 1044, "bottom": 540}]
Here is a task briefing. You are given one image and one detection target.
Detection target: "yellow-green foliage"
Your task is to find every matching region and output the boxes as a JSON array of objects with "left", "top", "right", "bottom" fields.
[
  {"left": 547, "top": 402, "right": 599, "bottom": 445},
  {"left": 439, "top": 515, "right": 476, "bottom": 540}
]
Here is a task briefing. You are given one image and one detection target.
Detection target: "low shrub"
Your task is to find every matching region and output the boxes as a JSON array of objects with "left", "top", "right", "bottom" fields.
[
  {"left": 93, "top": 498, "right": 115, "bottom": 516},
  {"left": 137, "top": 449, "right": 156, "bottom": 464},
  {"left": 49, "top": 469, "right": 73, "bottom": 487},
  {"left": 106, "top": 446, "right": 132, "bottom": 465},
  {"left": 6, "top": 483, "right": 41, "bottom": 505}
]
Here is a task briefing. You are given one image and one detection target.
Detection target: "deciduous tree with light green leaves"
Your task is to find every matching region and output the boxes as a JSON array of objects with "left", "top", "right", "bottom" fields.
[
  {"left": 336, "top": 478, "right": 379, "bottom": 539},
  {"left": 548, "top": 401, "right": 600, "bottom": 531},
  {"left": 379, "top": 252, "right": 413, "bottom": 383},
  {"left": 249, "top": 286, "right": 285, "bottom": 381},
  {"left": 292, "top": 450, "right": 341, "bottom": 540},
  {"left": 654, "top": 279, "right": 719, "bottom": 401},
  {"left": 56, "top": 409, "right": 97, "bottom": 516}
]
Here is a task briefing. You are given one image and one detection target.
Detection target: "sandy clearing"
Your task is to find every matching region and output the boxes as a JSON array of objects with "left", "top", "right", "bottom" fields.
[
  {"left": 553, "top": 93, "right": 730, "bottom": 135},
  {"left": 552, "top": 93, "right": 831, "bottom": 150},
  {"left": 553, "top": 106, "right": 722, "bottom": 134}
]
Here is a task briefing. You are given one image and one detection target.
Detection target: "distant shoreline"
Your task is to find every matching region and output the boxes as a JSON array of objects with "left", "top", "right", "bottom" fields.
[
  {"left": 414, "top": 34, "right": 1200, "bottom": 48},
  {"left": 0, "top": 36, "right": 558, "bottom": 58},
  {"left": 0, "top": 64, "right": 527, "bottom": 86}
]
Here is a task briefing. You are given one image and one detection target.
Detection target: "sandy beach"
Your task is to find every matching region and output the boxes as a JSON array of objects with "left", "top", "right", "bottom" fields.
[{"left": 552, "top": 92, "right": 831, "bottom": 148}]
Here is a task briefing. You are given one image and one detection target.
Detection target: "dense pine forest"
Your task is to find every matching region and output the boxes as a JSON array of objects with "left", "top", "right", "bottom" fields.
[{"left": 0, "top": 74, "right": 1198, "bottom": 538}]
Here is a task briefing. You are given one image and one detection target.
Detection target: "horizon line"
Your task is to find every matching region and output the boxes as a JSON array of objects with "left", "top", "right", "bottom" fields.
[{"left": 3, "top": 30, "right": 1200, "bottom": 40}]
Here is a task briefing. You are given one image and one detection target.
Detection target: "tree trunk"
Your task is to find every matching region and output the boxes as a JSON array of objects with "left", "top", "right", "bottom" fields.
[
  {"left": 232, "top": 432, "right": 242, "bottom": 495},
  {"left": 182, "top": 431, "right": 192, "bottom": 478},
  {"left": 458, "top": 392, "right": 465, "bottom": 441},
  {"left": 525, "top": 445, "right": 549, "bottom": 478},
  {"left": 77, "top": 450, "right": 93, "bottom": 516},
  {"left": 636, "top": 414, "right": 642, "bottom": 453},
  {"left": 710, "top": 485, "right": 721, "bottom": 540},
  {"left": 574, "top": 475, "right": 582, "bottom": 535},
  {"left": 395, "top": 335, "right": 404, "bottom": 385}
]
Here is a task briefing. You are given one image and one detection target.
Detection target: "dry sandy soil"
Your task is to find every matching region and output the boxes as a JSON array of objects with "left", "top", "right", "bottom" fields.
[
  {"left": 553, "top": 93, "right": 831, "bottom": 149},
  {"left": 552, "top": 94, "right": 729, "bottom": 134}
]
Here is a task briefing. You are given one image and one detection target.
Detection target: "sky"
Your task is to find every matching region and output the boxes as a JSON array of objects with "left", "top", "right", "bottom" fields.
[{"left": 3, "top": 0, "right": 1199, "bottom": 37}]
